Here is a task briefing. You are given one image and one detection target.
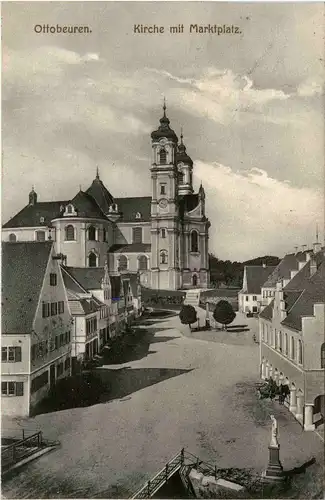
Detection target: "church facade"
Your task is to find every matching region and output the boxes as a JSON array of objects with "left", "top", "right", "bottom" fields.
[{"left": 3, "top": 105, "right": 210, "bottom": 290}]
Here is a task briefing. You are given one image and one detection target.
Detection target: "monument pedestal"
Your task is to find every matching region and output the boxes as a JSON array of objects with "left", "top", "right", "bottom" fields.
[{"left": 262, "top": 444, "right": 284, "bottom": 482}]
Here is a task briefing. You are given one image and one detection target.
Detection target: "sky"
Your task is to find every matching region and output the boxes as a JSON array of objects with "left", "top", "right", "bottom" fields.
[{"left": 2, "top": 1, "right": 324, "bottom": 261}]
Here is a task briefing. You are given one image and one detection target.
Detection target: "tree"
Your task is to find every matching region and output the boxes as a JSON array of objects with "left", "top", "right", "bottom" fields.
[
  {"left": 213, "top": 300, "right": 236, "bottom": 330},
  {"left": 179, "top": 305, "right": 197, "bottom": 331}
]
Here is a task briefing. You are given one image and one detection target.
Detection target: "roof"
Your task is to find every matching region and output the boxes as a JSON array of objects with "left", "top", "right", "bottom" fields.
[
  {"left": 122, "top": 273, "right": 139, "bottom": 296},
  {"left": 243, "top": 266, "right": 276, "bottom": 294},
  {"left": 151, "top": 107, "right": 178, "bottom": 142},
  {"left": 284, "top": 251, "right": 325, "bottom": 291},
  {"left": 86, "top": 175, "right": 114, "bottom": 214},
  {"left": 176, "top": 137, "right": 193, "bottom": 166},
  {"left": 259, "top": 301, "right": 274, "bottom": 321},
  {"left": 109, "top": 243, "right": 151, "bottom": 253},
  {"left": 63, "top": 267, "right": 104, "bottom": 291},
  {"left": 114, "top": 197, "right": 151, "bottom": 222},
  {"left": 281, "top": 260, "right": 325, "bottom": 331},
  {"left": 69, "top": 190, "right": 106, "bottom": 219},
  {"left": 179, "top": 194, "right": 199, "bottom": 218},
  {"left": 262, "top": 251, "right": 311, "bottom": 288},
  {"left": 61, "top": 267, "right": 88, "bottom": 294},
  {"left": 2, "top": 201, "right": 68, "bottom": 228},
  {"left": 2, "top": 242, "right": 53, "bottom": 333}
]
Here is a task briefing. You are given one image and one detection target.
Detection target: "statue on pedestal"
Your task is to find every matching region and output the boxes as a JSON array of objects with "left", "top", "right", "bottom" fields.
[{"left": 270, "top": 414, "right": 279, "bottom": 447}]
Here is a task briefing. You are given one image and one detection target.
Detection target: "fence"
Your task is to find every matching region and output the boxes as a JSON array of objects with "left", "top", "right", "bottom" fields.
[
  {"left": 1, "top": 431, "right": 43, "bottom": 472},
  {"left": 131, "top": 449, "right": 219, "bottom": 499}
]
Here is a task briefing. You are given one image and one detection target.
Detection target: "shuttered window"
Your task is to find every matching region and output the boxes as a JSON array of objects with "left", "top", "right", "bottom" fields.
[{"left": 132, "top": 227, "right": 142, "bottom": 244}]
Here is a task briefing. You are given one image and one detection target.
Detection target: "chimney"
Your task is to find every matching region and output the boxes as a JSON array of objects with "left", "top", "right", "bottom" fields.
[
  {"left": 276, "top": 281, "right": 282, "bottom": 291},
  {"left": 290, "top": 270, "right": 298, "bottom": 280},
  {"left": 313, "top": 242, "right": 322, "bottom": 254},
  {"left": 262, "top": 263, "right": 266, "bottom": 268}
]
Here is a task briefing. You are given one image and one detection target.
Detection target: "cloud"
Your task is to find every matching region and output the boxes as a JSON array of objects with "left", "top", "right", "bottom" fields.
[
  {"left": 195, "top": 161, "right": 323, "bottom": 260},
  {"left": 297, "top": 75, "right": 324, "bottom": 97}
]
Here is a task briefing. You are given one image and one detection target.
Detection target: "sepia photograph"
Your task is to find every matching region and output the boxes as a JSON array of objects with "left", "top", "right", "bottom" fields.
[{"left": 1, "top": 1, "right": 324, "bottom": 499}]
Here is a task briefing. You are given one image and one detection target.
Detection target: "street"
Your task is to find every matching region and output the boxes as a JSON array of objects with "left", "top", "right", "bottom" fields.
[{"left": 2, "top": 310, "right": 324, "bottom": 498}]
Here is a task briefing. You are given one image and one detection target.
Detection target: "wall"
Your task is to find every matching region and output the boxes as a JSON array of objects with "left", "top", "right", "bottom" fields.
[
  {"left": 1, "top": 335, "right": 31, "bottom": 417},
  {"left": 238, "top": 293, "right": 261, "bottom": 313},
  {"left": 2, "top": 226, "right": 52, "bottom": 242},
  {"left": 115, "top": 223, "right": 151, "bottom": 244}
]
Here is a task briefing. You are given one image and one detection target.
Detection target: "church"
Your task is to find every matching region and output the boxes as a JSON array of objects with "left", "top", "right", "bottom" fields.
[{"left": 3, "top": 104, "right": 211, "bottom": 290}]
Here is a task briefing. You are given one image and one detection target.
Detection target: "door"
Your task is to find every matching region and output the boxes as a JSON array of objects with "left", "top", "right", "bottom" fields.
[
  {"left": 192, "top": 274, "right": 198, "bottom": 287},
  {"left": 49, "top": 364, "right": 56, "bottom": 388}
]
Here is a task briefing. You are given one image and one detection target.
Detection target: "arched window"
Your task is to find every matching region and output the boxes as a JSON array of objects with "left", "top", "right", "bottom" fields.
[
  {"left": 321, "top": 343, "right": 325, "bottom": 368},
  {"left": 160, "top": 250, "right": 168, "bottom": 264},
  {"left": 88, "top": 225, "right": 96, "bottom": 241},
  {"left": 67, "top": 204, "right": 73, "bottom": 214},
  {"left": 284, "top": 333, "right": 288, "bottom": 355},
  {"left": 88, "top": 252, "right": 97, "bottom": 268},
  {"left": 298, "top": 339, "right": 303, "bottom": 364},
  {"left": 65, "top": 225, "right": 75, "bottom": 241},
  {"left": 118, "top": 255, "right": 128, "bottom": 271},
  {"left": 159, "top": 148, "right": 167, "bottom": 165},
  {"left": 9, "top": 233, "right": 16, "bottom": 242},
  {"left": 138, "top": 255, "right": 148, "bottom": 271},
  {"left": 191, "top": 231, "right": 199, "bottom": 252},
  {"left": 132, "top": 227, "right": 142, "bottom": 244},
  {"left": 135, "top": 212, "right": 142, "bottom": 219},
  {"left": 291, "top": 336, "right": 295, "bottom": 360},
  {"left": 36, "top": 230, "right": 45, "bottom": 242}
]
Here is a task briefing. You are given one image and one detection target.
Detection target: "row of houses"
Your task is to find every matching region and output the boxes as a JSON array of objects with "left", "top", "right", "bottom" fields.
[
  {"left": 239, "top": 243, "right": 325, "bottom": 430},
  {"left": 2, "top": 241, "right": 142, "bottom": 417}
]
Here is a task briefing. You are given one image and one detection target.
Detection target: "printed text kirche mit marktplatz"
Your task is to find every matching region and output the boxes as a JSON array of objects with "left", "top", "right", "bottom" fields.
[{"left": 133, "top": 24, "right": 242, "bottom": 35}]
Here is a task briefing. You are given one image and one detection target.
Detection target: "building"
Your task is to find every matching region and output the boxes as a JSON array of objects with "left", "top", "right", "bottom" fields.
[
  {"left": 238, "top": 265, "right": 275, "bottom": 314},
  {"left": 1, "top": 242, "right": 72, "bottom": 417},
  {"left": 2, "top": 104, "right": 211, "bottom": 290},
  {"left": 259, "top": 249, "right": 317, "bottom": 311},
  {"left": 259, "top": 249, "right": 325, "bottom": 431},
  {"left": 61, "top": 264, "right": 142, "bottom": 371}
]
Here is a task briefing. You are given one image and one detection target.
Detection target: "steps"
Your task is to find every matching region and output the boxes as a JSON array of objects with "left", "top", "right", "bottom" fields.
[{"left": 184, "top": 290, "right": 201, "bottom": 307}]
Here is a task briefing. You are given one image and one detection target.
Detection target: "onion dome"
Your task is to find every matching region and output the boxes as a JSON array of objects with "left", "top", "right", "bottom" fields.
[
  {"left": 176, "top": 132, "right": 193, "bottom": 166},
  {"left": 151, "top": 100, "right": 178, "bottom": 143}
]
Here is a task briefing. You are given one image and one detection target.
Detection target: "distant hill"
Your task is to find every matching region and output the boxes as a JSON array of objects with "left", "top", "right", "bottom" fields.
[{"left": 209, "top": 254, "right": 280, "bottom": 288}]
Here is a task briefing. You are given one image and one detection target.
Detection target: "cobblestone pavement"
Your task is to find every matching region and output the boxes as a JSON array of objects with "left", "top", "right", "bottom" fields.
[{"left": 2, "top": 310, "right": 323, "bottom": 499}]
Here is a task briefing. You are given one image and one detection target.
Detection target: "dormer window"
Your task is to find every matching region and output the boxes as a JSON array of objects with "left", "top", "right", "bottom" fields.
[
  {"left": 64, "top": 204, "right": 77, "bottom": 217},
  {"left": 109, "top": 203, "right": 118, "bottom": 213},
  {"left": 135, "top": 212, "right": 142, "bottom": 219},
  {"left": 40, "top": 217, "right": 45, "bottom": 224}
]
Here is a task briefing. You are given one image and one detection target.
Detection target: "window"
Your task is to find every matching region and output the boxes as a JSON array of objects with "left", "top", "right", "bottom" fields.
[
  {"left": 321, "top": 343, "right": 325, "bottom": 368},
  {"left": 42, "top": 302, "right": 50, "bottom": 318},
  {"left": 67, "top": 205, "right": 73, "bottom": 214},
  {"left": 51, "top": 302, "right": 58, "bottom": 316},
  {"left": 160, "top": 184, "right": 166, "bottom": 195},
  {"left": 103, "top": 228, "right": 108, "bottom": 242},
  {"left": 88, "top": 226, "right": 97, "bottom": 241},
  {"left": 160, "top": 250, "right": 168, "bottom": 264},
  {"left": 135, "top": 212, "right": 142, "bottom": 219},
  {"left": 138, "top": 255, "right": 148, "bottom": 271},
  {"left": 9, "top": 233, "right": 16, "bottom": 242},
  {"left": 252, "top": 306, "right": 258, "bottom": 313},
  {"left": 291, "top": 336, "right": 295, "bottom": 360},
  {"left": 2, "top": 347, "right": 22, "bottom": 362},
  {"left": 36, "top": 231, "right": 46, "bottom": 242},
  {"left": 265, "top": 324, "right": 268, "bottom": 343},
  {"left": 132, "top": 227, "right": 143, "bottom": 244},
  {"left": 50, "top": 273, "right": 57, "bottom": 286},
  {"left": 253, "top": 295, "right": 257, "bottom": 301},
  {"left": 298, "top": 339, "right": 303, "bottom": 364},
  {"left": 245, "top": 296, "right": 249, "bottom": 302},
  {"left": 2, "top": 381, "right": 24, "bottom": 396},
  {"left": 60, "top": 333, "right": 64, "bottom": 347},
  {"left": 88, "top": 252, "right": 97, "bottom": 268},
  {"left": 58, "top": 301, "right": 64, "bottom": 314},
  {"left": 119, "top": 255, "right": 128, "bottom": 271},
  {"left": 284, "top": 333, "right": 288, "bottom": 355},
  {"left": 86, "top": 316, "right": 97, "bottom": 337},
  {"left": 161, "top": 228, "right": 166, "bottom": 239},
  {"left": 274, "top": 329, "right": 278, "bottom": 349},
  {"left": 190, "top": 230, "right": 199, "bottom": 253},
  {"left": 279, "top": 331, "right": 283, "bottom": 352},
  {"left": 31, "top": 371, "right": 48, "bottom": 393},
  {"left": 65, "top": 225, "right": 75, "bottom": 241},
  {"left": 57, "top": 362, "right": 64, "bottom": 377},
  {"left": 159, "top": 148, "right": 167, "bottom": 164},
  {"left": 64, "top": 358, "right": 71, "bottom": 371}
]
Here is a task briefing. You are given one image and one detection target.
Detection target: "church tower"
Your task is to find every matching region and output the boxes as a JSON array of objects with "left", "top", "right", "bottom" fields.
[
  {"left": 177, "top": 132, "right": 193, "bottom": 196},
  {"left": 150, "top": 102, "right": 181, "bottom": 290}
]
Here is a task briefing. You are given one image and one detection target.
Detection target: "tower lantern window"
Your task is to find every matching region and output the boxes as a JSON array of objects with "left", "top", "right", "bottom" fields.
[{"left": 159, "top": 148, "right": 167, "bottom": 165}]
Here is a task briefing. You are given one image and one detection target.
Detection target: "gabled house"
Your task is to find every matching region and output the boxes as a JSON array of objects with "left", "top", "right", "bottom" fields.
[
  {"left": 259, "top": 249, "right": 325, "bottom": 431},
  {"left": 238, "top": 265, "right": 275, "bottom": 314},
  {"left": 2, "top": 242, "right": 72, "bottom": 417}
]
